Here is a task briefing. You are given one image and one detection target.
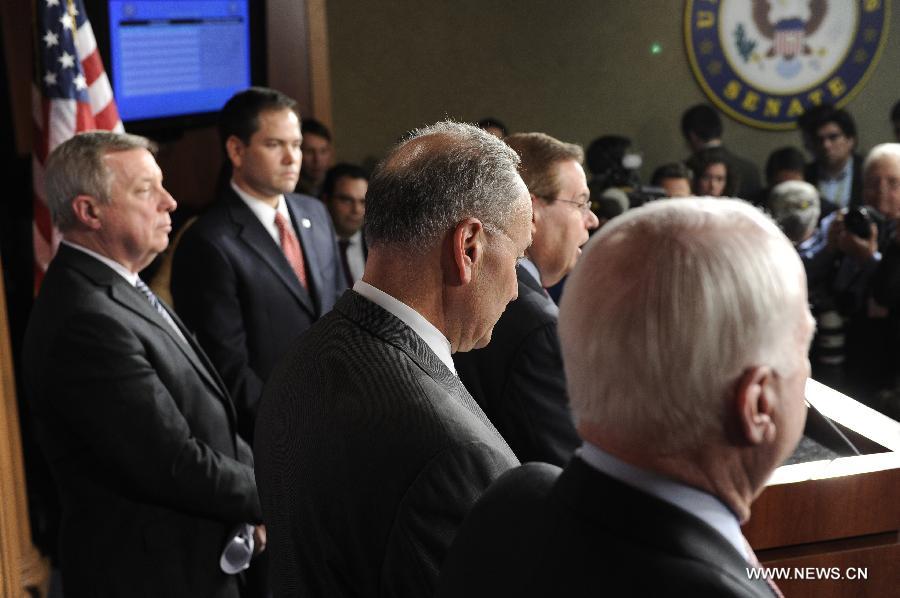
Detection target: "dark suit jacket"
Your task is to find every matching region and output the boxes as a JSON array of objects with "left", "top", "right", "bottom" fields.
[
  {"left": 438, "top": 458, "right": 777, "bottom": 598},
  {"left": 171, "top": 189, "right": 346, "bottom": 440},
  {"left": 23, "top": 245, "right": 261, "bottom": 598},
  {"left": 254, "top": 291, "right": 519, "bottom": 597},
  {"left": 804, "top": 153, "right": 864, "bottom": 220},
  {"left": 454, "top": 265, "right": 579, "bottom": 466}
]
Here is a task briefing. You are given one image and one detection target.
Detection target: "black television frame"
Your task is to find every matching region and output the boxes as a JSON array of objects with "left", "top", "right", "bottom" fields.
[{"left": 86, "top": 0, "right": 267, "bottom": 138}]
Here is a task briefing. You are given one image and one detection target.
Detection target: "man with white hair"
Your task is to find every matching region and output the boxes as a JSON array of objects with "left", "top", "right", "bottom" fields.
[
  {"left": 806, "top": 143, "right": 900, "bottom": 398},
  {"left": 23, "top": 132, "right": 263, "bottom": 597},
  {"left": 255, "top": 121, "right": 530, "bottom": 597},
  {"left": 438, "top": 198, "right": 813, "bottom": 597},
  {"left": 768, "top": 179, "right": 821, "bottom": 246}
]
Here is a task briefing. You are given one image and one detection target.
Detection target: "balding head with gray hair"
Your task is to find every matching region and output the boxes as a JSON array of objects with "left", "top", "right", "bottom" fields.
[
  {"left": 559, "top": 198, "right": 813, "bottom": 457},
  {"left": 45, "top": 131, "right": 156, "bottom": 232},
  {"left": 364, "top": 121, "right": 527, "bottom": 248},
  {"left": 768, "top": 180, "right": 820, "bottom": 244}
]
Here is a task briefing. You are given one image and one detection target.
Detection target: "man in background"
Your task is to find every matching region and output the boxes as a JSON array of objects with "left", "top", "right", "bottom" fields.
[
  {"left": 801, "top": 106, "right": 863, "bottom": 219},
  {"left": 296, "top": 117, "right": 335, "bottom": 196},
  {"left": 439, "top": 198, "right": 813, "bottom": 597},
  {"left": 321, "top": 162, "right": 369, "bottom": 285},
  {"left": 24, "top": 131, "right": 263, "bottom": 598},
  {"left": 681, "top": 103, "right": 762, "bottom": 200},
  {"left": 651, "top": 162, "right": 693, "bottom": 198},
  {"left": 455, "top": 132, "right": 599, "bottom": 466},
  {"left": 255, "top": 121, "right": 528, "bottom": 597},
  {"left": 172, "top": 87, "right": 345, "bottom": 442}
]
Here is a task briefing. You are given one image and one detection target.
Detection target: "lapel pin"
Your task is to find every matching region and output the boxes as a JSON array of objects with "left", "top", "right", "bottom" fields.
[{"left": 302, "top": 218, "right": 311, "bottom": 229}]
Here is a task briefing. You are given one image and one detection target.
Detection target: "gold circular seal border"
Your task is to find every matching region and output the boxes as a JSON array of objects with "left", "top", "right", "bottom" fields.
[{"left": 684, "top": 0, "right": 892, "bottom": 131}]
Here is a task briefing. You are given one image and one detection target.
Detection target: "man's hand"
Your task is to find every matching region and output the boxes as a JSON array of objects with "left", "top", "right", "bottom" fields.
[
  {"left": 837, "top": 222, "right": 878, "bottom": 262},
  {"left": 253, "top": 524, "right": 267, "bottom": 556}
]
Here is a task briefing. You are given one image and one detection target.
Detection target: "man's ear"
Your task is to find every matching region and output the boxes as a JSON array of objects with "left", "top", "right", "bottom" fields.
[
  {"left": 225, "top": 135, "right": 245, "bottom": 169},
  {"left": 450, "top": 218, "right": 484, "bottom": 286},
  {"left": 70, "top": 194, "right": 103, "bottom": 230},
  {"left": 733, "top": 366, "right": 777, "bottom": 446}
]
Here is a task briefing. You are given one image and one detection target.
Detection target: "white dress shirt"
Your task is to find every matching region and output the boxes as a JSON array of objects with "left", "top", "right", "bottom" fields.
[
  {"left": 340, "top": 230, "right": 366, "bottom": 282},
  {"left": 231, "top": 181, "right": 293, "bottom": 244},
  {"left": 62, "top": 240, "right": 139, "bottom": 285},
  {"left": 353, "top": 280, "right": 456, "bottom": 375}
]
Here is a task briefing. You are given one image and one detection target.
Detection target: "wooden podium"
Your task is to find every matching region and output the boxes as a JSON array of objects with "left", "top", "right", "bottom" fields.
[{"left": 742, "top": 379, "right": 900, "bottom": 598}]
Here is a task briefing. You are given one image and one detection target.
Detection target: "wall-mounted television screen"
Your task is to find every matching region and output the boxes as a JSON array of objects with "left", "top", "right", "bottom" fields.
[{"left": 106, "top": 0, "right": 259, "bottom": 125}]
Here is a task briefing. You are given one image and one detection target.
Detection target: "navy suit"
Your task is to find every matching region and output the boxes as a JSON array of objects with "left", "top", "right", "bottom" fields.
[
  {"left": 23, "top": 245, "right": 260, "bottom": 598},
  {"left": 171, "top": 189, "right": 346, "bottom": 441},
  {"left": 454, "top": 265, "right": 579, "bottom": 466}
]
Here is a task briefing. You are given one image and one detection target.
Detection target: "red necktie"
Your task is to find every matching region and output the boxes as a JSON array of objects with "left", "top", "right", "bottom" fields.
[
  {"left": 274, "top": 212, "right": 308, "bottom": 289},
  {"left": 744, "top": 537, "right": 784, "bottom": 597}
]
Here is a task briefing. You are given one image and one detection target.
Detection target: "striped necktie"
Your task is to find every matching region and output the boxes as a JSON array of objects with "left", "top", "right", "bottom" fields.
[
  {"left": 135, "top": 279, "right": 186, "bottom": 343},
  {"left": 744, "top": 537, "right": 784, "bottom": 597}
]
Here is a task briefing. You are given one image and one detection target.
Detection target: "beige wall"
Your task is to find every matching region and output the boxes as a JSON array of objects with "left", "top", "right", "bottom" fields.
[{"left": 325, "top": 0, "right": 900, "bottom": 179}]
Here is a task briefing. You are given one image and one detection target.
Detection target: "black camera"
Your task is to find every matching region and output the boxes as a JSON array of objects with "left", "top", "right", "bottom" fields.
[{"left": 844, "top": 206, "right": 883, "bottom": 239}]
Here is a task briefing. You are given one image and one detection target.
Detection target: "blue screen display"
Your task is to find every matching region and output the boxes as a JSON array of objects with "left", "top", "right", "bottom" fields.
[{"left": 108, "top": 0, "right": 251, "bottom": 122}]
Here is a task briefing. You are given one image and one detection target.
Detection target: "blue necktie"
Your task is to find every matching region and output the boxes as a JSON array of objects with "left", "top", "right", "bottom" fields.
[{"left": 135, "top": 279, "right": 186, "bottom": 342}]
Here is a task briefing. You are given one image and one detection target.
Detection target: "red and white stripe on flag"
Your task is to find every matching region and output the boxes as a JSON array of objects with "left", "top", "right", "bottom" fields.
[{"left": 32, "top": 0, "right": 123, "bottom": 293}]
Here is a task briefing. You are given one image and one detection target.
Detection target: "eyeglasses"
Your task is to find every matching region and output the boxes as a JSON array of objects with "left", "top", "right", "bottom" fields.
[
  {"left": 816, "top": 132, "right": 846, "bottom": 144},
  {"left": 539, "top": 193, "right": 592, "bottom": 214}
]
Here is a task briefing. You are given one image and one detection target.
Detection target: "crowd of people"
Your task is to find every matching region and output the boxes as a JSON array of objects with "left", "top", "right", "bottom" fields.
[{"left": 21, "top": 86, "right": 900, "bottom": 597}]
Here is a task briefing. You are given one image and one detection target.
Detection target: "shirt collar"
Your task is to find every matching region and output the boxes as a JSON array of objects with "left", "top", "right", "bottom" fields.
[
  {"left": 352, "top": 280, "right": 456, "bottom": 375},
  {"left": 61, "top": 239, "right": 139, "bottom": 286},
  {"left": 342, "top": 230, "right": 363, "bottom": 244},
  {"left": 231, "top": 180, "right": 290, "bottom": 223},
  {"left": 578, "top": 441, "right": 748, "bottom": 561},
  {"left": 818, "top": 156, "right": 853, "bottom": 182},
  {"left": 518, "top": 257, "right": 542, "bottom": 287}
]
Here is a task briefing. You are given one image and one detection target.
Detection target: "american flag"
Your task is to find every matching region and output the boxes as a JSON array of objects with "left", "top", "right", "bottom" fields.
[{"left": 32, "top": 0, "right": 123, "bottom": 292}]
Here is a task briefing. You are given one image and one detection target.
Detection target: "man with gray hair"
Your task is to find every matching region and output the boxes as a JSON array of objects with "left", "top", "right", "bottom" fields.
[
  {"left": 768, "top": 179, "right": 821, "bottom": 246},
  {"left": 455, "top": 132, "right": 599, "bottom": 466},
  {"left": 806, "top": 143, "right": 900, "bottom": 398},
  {"left": 23, "top": 131, "right": 263, "bottom": 597},
  {"left": 438, "top": 198, "right": 813, "bottom": 597},
  {"left": 254, "top": 121, "right": 530, "bottom": 596}
]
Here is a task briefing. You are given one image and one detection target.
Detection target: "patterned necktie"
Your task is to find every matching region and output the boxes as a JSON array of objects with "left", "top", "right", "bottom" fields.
[
  {"left": 744, "top": 537, "right": 784, "bottom": 597},
  {"left": 135, "top": 279, "right": 186, "bottom": 342},
  {"left": 338, "top": 239, "right": 354, "bottom": 287},
  {"left": 274, "top": 212, "right": 308, "bottom": 289}
]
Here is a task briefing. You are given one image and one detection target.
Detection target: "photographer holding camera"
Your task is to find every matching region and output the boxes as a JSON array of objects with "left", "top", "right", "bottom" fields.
[{"left": 807, "top": 143, "right": 900, "bottom": 406}]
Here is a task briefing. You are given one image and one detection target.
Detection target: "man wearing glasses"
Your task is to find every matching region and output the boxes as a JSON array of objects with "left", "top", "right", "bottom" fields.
[
  {"left": 455, "top": 132, "right": 599, "bottom": 466},
  {"left": 802, "top": 106, "right": 864, "bottom": 219}
]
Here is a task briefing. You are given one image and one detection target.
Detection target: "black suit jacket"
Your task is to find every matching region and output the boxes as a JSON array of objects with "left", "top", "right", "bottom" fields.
[
  {"left": 171, "top": 189, "right": 346, "bottom": 440},
  {"left": 23, "top": 245, "right": 261, "bottom": 598},
  {"left": 454, "top": 265, "right": 579, "bottom": 465},
  {"left": 254, "top": 291, "right": 519, "bottom": 597},
  {"left": 438, "top": 458, "right": 777, "bottom": 598},
  {"left": 804, "top": 153, "right": 864, "bottom": 219}
]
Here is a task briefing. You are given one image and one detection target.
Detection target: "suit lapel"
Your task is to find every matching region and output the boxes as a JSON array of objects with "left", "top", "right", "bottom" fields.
[
  {"left": 517, "top": 264, "right": 558, "bottom": 316},
  {"left": 225, "top": 190, "right": 317, "bottom": 316},
  {"left": 335, "top": 292, "right": 503, "bottom": 436},
  {"left": 285, "top": 194, "right": 324, "bottom": 312},
  {"left": 59, "top": 246, "right": 233, "bottom": 408}
]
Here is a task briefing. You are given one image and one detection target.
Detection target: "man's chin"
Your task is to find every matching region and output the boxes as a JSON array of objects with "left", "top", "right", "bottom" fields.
[{"left": 471, "top": 329, "right": 494, "bottom": 351}]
